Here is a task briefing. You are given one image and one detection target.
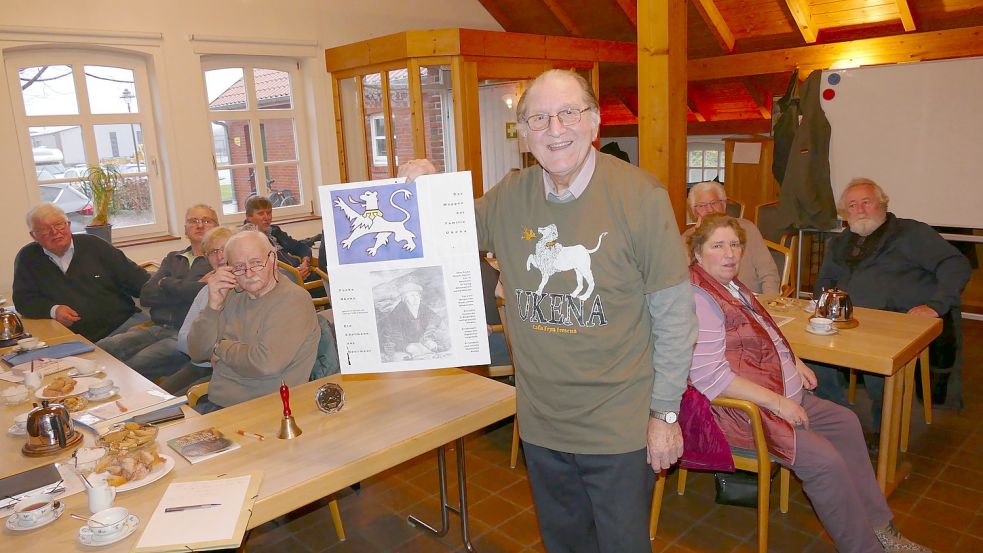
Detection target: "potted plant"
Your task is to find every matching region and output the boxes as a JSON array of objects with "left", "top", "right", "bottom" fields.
[{"left": 80, "top": 164, "right": 123, "bottom": 243}]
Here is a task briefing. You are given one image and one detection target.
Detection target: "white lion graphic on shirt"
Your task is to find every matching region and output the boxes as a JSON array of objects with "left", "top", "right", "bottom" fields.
[{"left": 526, "top": 224, "right": 607, "bottom": 301}]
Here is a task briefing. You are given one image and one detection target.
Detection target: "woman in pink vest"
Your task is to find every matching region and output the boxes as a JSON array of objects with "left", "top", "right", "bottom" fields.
[{"left": 686, "top": 214, "right": 927, "bottom": 553}]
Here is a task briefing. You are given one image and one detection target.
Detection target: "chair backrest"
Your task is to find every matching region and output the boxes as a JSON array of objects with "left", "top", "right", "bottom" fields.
[
  {"left": 755, "top": 201, "right": 784, "bottom": 243},
  {"left": 310, "top": 313, "right": 340, "bottom": 381},
  {"left": 765, "top": 240, "right": 793, "bottom": 297},
  {"left": 726, "top": 199, "right": 745, "bottom": 219}
]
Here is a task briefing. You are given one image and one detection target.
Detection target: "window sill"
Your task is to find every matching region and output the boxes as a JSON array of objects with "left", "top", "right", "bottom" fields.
[
  {"left": 274, "top": 213, "right": 321, "bottom": 227},
  {"left": 115, "top": 234, "right": 183, "bottom": 249}
]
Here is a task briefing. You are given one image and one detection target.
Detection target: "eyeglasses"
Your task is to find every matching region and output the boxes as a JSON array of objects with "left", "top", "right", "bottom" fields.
[
  {"left": 522, "top": 107, "right": 591, "bottom": 132},
  {"left": 229, "top": 251, "right": 274, "bottom": 276},
  {"left": 693, "top": 199, "right": 725, "bottom": 210},
  {"left": 32, "top": 221, "right": 69, "bottom": 236},
  {"left": 206, "top": 248, "right": 224, "bottom": 257},
  {"left": 186, "top": 217, "right": 217, "bottom": 226}
]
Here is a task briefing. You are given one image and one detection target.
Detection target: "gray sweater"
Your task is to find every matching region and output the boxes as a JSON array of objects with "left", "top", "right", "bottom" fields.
[{"left": 188, "top": 280, "right": 318, "bottom": 407}]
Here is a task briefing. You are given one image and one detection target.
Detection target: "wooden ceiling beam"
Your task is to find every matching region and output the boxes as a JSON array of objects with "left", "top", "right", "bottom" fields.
[
  {"left": 691, "top": 0, "right": 735, "bottom": 53},
  {"left": 599, "top": 119, "right": 773, "bottom": 137},
  {"left": 896, "top": 0, "right": 916, "bottom": 32},
  {"left": 687, "top": 82, "right": 713, "bottom": 122},
  {"left": 740, "top": 76, "right": 771, "bottom": 119},
  {"left": 476, "top": 0, "right": 515, "bottom": 31},
  {"left": 784, "top": 0, "right": 819, "bottom": 44},
  {"left": 541, "top": 0, "right": 583, "bottom": 37},
  {"left": 614, "top": 0, "right": 638, "bottom": 29},
  {"left": 688, "top": 25, "right": 983, "bottom": 80}
]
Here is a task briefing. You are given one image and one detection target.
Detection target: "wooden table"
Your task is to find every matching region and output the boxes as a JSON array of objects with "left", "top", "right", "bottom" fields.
[
  {"left": 2, "top": 335, "right": 184, "bottom": 478},
  {"left": 763, "top": 297, "right": 941, "bottom": 494},
  {"left": 4, "top": 369, "right": 516, "bottom": 551}
]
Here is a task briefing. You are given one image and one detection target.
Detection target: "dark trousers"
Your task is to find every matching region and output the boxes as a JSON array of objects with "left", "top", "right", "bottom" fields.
[{"left": 522, "top": 441, "right": 653, "bottom": 553}]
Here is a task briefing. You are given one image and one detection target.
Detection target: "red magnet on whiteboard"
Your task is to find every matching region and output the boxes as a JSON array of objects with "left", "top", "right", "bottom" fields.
[{"left": 822, "top": 88, "right": 836, "bottom": 100}]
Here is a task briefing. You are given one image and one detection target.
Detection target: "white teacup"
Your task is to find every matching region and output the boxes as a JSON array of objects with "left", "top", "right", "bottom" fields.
[
  {"left": 809, "top": 317, "right": 834, "bottom": 333},
  {"left": 2, "top": 384, "right": 29, "bottom": 405},
  {"left": 13, "top": 411, "right": 29, "bottom": 432},
  {"left": 17, "top": 337, "right": 40, "bottom": 350},
  {"left": 13, "top": 493, "right": 54, "bottom": 525},
  {"left": 88, "top": 379, "right": 114, "bottom": 397},
  {"left": 73, "top": 358, "right": 99, "bottom": 376},
  {"left": 88, "top": 506, "right": 128, "bottom": 536}
]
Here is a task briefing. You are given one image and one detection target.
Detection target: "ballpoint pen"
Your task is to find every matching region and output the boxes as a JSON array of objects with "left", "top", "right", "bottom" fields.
[{"left": 164, "top": 503, "right": 222, "bottom": 513}]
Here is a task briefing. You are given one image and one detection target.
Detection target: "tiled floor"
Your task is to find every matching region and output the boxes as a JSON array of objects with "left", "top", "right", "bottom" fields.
[{"left": 246, "top": 319, "right": 982, "bottom": 552}]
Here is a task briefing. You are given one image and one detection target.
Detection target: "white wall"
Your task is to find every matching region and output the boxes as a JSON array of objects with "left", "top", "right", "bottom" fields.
[{"left": 0, "top": 0, "right": 501, "bottom": 292}]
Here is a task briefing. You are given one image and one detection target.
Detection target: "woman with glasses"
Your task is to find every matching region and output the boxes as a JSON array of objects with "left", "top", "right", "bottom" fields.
[
  {"left": 682, "top": 181, "right": 781, "bottom": 295},
  {"left": 187, "top": 230, "right": 319, "bottom": 413}
]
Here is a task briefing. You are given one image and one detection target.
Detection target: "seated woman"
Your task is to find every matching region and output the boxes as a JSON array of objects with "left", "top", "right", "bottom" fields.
[
  {"left": 187, "top": 230, "right": 319, "bottom": 413},
  {"left": 686, "top": 214, "right": 928, "bottom": 553}
]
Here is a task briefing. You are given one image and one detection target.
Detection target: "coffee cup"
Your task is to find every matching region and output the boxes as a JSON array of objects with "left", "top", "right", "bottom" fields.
[
  {"left": 17, "top": 337, "right": 40, "bottom": 350},
  {"left": 13, "top": 411, "right": 29, "bottom": 432},
  {"left": 809, "top": 317, "right": 834, "bottom": 333},
  {"left": 88, "top": 506, "right": 128, "bottom": 535},
  {"left": 73, "top": 358, "right": 99, "bottom": 376},
  {"left": 2, "top": 384, "right": 29, "bottom": 405},
  {"left": 88, "top": 379, "right": 114, "bottom": 397},
  {"left": 13, "top": 493, "right": 54, "bottom": 524}
]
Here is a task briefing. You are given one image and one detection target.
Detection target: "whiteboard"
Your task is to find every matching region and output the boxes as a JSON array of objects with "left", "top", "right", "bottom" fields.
[{"left": 821, "top": 57, "right": 983, "bottom": 229}]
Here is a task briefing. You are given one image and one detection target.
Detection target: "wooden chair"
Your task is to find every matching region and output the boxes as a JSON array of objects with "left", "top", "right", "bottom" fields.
[
  {"left": 277, "top": 261, "right": 331, "bottom": 310},
  {"left": 726, "top": 199, "right": 745, "bottom": 219},
  {"left": 754, "top": 200, "right": 784, "bottom": 243},
  {"left": 650, "top": 398, "right": 790, "bottom": 553},
  {"left": 764, "top": 240, "right": 794, "bottom": 297},
  {"left": 139, "top": 260, "right": 161, "bottom": 273},
  {"left": 185, "top": 382, "right": 347, "bottom": 541}
]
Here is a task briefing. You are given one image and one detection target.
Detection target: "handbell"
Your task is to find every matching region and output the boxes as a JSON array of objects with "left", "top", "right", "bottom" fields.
[{"left": 278, "top": 415, "right": 302, "bottom": 439}]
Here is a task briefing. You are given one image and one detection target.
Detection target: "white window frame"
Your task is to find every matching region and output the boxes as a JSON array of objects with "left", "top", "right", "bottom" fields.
[
  {"left": 202, "top": 56, "right": 313, "bottom": 221},
  {"left": 687, "top": 142, "right": 726, "bottom": 184},
  {"left": 368, "top": 114, "right": 388, "bottom": 167},
  {"left": 5, "top": 48, "right": 169, "bottom": 238}
]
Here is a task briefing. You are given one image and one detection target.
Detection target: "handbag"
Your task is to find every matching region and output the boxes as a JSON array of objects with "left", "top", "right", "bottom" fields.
[
  {"left": 678, "top": 386, "right": 735, "bottom": 472},
  {"left": 713, "top": 470, "right": 759, "bottom": 508}
]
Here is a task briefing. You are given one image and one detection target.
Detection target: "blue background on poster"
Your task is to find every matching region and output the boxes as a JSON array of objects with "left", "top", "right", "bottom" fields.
[{"left": 331, "top": 181, "right": 425, "bottom": 265}]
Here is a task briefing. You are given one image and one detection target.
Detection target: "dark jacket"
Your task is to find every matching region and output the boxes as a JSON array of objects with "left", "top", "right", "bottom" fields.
[
  {"left": 13, "top": 234, "right": 150, "bottom": 341},
  {"left": 139, "top": 246, "right": 212, "bottom": 328},
  {"left": 776, "top": 70, "right": 837, "bottom": 231},
  {"left": 817, "top": 213, "right": 970, "bottom": 316},
  {"left": 269, "top": 225, "right": 311, "bottom": 266}
]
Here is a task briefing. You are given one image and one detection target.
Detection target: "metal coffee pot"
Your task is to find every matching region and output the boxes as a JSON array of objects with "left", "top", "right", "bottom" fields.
[
  {"left": 23, "top": 400, "right": 82, "bottom": 456},
  {"left": 0, "top": 309, "right": 25, "bottom": 341},
  {"left": 815, "top": 288, "right": 854, "bottom": 322}
]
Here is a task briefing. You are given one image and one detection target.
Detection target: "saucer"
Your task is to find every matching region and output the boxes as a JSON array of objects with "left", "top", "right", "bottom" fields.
[
  {"left": 805, "top": 326, "right": 838, "bottom": 336},
  {"left": 86, "top": 387, "right": 120, "bottom": 401},
  {"left": 78, "top": 514, "right": 139, "bottom": 546},
  {"left": 7, "top": 423, "right": 27, "bottom": 437},
  {"left": 5, "top": 501, "right": 65, "bottom": 531}
]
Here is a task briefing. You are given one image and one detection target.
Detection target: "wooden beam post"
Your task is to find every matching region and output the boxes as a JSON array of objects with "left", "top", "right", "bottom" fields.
[{"left": 637, "top": 0, "right": 688, "bottom": 229}]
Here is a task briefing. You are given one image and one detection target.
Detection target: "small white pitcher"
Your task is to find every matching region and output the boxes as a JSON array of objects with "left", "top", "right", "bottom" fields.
[{"left": 87, "top": 483, "right": 117, "bottom": 514}]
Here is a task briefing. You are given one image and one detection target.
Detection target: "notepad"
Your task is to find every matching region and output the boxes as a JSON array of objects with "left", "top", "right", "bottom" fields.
[{"left": 134, "top": 472, "right": 262, "bottom": 552}]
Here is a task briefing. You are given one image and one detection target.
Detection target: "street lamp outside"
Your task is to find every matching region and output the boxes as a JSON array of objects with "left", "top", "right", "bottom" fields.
[{"left": 119, "top": 88, "right": 141, "bottom": 172}]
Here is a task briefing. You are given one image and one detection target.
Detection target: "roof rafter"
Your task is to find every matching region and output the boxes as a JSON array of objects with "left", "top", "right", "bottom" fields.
[
  {"left": 541, "top": 0, "right": 583, "bottom": 37},
  {"left": 614, "top": 0, "right": 638, "bottom": 29},
  {"left": 476, "top": 0, "right": 515, "bottom": 31},
  {"left": 691, "top": 0, "right": 735, "bottom": 53},
  {"left": 740, "top": 76, "right": 771, "bottom": 119},
  {"left": 784, "top": 0, "right": 818, "bottom": 43},
  {"left": 896, "top": 0, "right": 916, "bottom": 32},
  {"left": 687, "top": 82, "right": 713, "bottom": 122}
]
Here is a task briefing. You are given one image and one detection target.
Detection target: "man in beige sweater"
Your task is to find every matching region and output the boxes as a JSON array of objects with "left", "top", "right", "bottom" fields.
[
  {"left": 188, "top": 230, "right": 318, "bottom": 413},
  {"left": 682, "top": 181, "right": 781, "bottom": 295}
]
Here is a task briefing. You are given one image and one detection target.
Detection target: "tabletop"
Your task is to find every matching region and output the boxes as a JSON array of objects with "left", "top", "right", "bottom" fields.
[
  {"left": 4, "top": 368, "right": 516, "bottom": 551},
  {"left": 762, "top": 296, "right": 942, "bottom": 375}
]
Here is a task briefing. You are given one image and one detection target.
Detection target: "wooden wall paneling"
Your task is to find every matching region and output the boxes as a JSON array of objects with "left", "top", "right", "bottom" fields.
[
  {"left": 689, "top": 25, "right": 983, "bottom": 80},
  {"left": 637, "top": 0, "right": 688, "bottom": 228},
  {"left": 723, "top": 136, "right": 779, "bottom": 219}
]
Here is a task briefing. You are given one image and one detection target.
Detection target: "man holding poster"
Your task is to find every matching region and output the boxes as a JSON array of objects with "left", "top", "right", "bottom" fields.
[{"left": 400, "top": 69, "right": 696, "bottom": 553}]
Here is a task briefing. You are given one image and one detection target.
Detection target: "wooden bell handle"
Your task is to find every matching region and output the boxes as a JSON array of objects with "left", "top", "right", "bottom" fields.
[{"left": 279, "top": 381, "right": 291, "bottom": 417}]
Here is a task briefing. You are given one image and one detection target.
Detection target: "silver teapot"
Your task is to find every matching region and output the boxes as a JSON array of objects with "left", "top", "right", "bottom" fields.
[
  {"left": 0, "top": 309, "right": 25, "bottom": 341},
  {"left": 816, "top": 288, "right": 854, "bottom": 322},
  {"left": 25, "top": 400, "right": 75, "bottom": 449}
]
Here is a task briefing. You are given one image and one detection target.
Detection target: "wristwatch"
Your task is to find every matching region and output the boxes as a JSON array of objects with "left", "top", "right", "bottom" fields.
[{"left": 650, "top": 409, "right": 678, "bottom": 424}]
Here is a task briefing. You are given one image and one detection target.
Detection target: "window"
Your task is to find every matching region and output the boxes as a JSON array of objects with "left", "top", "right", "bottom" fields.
[
  {"left": 6, "top": 50, "right": 166, "bottom": 237},
  {"left": 369, "top": 114, "right": 387, "bottom": 166},
  {"left": 687, "top": 142, "right": 726, "bottom": 184},
  {"left": 204, "top": 59, "right": 308, "bottom": 215}
]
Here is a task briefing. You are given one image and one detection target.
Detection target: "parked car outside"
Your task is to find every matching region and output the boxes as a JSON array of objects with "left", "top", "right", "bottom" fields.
[{"left": 39, "top": 183, "right": 93, "bottom": 232}]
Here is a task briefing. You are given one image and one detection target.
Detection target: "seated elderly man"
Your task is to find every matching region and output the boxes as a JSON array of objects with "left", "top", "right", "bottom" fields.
[
  {"left": 378, "top": 281, "right": 448, "bottom": 361},
  {"left": 187, "top": 230, "right": 318, "bottom": 413},
  {"left": 681, "top": 181, "right": 781, "bottom": 295},
  {"left": 812, "top": 178, "right": 970, "bottom": 430},
  {"left": 244, "top": 195, "right": 312, "bottom": 278},
  {"left": 13, "top": 203, "right": 150, "bottom": 342},
  {"left": 99, "top": 205, "right": 218, "bottom": 379}
]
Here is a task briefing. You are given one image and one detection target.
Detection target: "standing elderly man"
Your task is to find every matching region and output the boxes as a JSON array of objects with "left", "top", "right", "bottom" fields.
[
  {"left": 99, "top": 205, "right": 218, "bottom": 379},
  {"left": 813, "top": 178, "right": 970, "bottom": 427},
  {"left": 401, "top": 69, "right": 696, "bottom": 552},
  {"left": 14, "top": 203, "right": 150, "bottom": 342},
  {"left": 187, "top": 230, "right": 318, "bottom": 413},
  {"left": 681, "top": 181, "right": 781, "bottom": 295}
]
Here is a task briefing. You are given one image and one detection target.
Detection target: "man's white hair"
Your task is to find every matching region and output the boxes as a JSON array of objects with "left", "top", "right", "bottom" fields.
[
  {"left": 686, "top": 181, "right": 727, "bottom": 219},
  {"left": 224, "top": 229, "right": 275, "bottom": 260},
  {"left": 185, "top": 203, "right": 218, "bottom": 222},
  {"left": 837, "top": 177, "right": 890, "bottom": 215},
  {"left": 26, "top": 202, "right": 67, "bottom": 230}
]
